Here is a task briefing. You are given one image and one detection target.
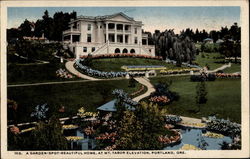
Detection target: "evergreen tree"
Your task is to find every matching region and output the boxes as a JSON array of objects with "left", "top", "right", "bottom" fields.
[
  {"left": 28, "top": 115, "right": 68, "bottom": 150},
  {"left": 195, "top": 81, "right": 207, "bottom": 112}
]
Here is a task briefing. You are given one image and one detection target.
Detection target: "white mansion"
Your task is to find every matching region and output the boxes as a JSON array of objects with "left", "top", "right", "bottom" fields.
[{"left": 62, "top": 12, "right": 155, "bottom": 58}]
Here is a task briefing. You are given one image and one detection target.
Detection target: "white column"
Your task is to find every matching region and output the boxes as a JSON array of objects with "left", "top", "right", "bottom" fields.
[
  {"left": 139, "top": 42, "right": 141, "bottom": 54},
  {"left": 123, "top": 24, "right": 125, "bottom": 44},
  {"left": 107, "top": 39, "right": 109, "bottom": 54},
  {"left": 97, "top": 22, "right": 101, "bottom": 43},
  {"left": 70, "top": 34, "right": 73, "bottom": 43},
  {"left": 146, "top": 39, "right": 148, "bottom": 45},
  {"left": 114, "top": 23, "right": 117, "bottom": 43},
  {"left": 106, "top": 22, "right": 109, "bottom": 43}
]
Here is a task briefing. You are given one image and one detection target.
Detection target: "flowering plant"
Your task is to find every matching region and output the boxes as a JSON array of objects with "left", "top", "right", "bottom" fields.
[
  {"left": 165, "top": 115, "right": 182, "bottom": 124},
  {"left": 65, "top": 136, "right": 84, "bottom": 141},
  {"left": 20, "top": 127, "right": 36, "bottom": 133},
  {"left": 77, "top": 107, "right": 99, "bottom": 118},
  {"left": 202, "top": 131, "right": 224, "bottom": 138},
  {"left": 62, "top": 124, "right": 78, "bottom": 130},
  {"left": 149, "top": 95, "right": 170, "bottom": 104}
]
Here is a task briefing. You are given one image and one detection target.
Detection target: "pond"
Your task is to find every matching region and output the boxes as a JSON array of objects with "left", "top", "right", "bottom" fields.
[
  {"left": 164, "top": 127, "right": 233, "bottom": 150},
  {"left": 65, "top": 126, "right": 232, "bottom": 150}
]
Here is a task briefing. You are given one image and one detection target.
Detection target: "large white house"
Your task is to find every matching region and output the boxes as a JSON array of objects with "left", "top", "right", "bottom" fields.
[{"left": 62, "top": 12, "right": 155, "bottom": 58}]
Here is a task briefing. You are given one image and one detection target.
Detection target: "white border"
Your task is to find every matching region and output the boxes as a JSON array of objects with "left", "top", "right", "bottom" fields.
[{"left": 1, "top": 0, "right": 249, "bottom": 158}]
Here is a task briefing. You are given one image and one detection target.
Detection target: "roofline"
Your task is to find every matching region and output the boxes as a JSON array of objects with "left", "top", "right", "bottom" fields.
[{"left": 69, "top": 12, "right": 140, "bottom": 24}]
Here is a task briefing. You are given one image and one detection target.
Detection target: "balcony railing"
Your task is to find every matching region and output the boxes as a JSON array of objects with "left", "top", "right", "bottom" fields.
[{"left": 63, "top": 29, "right": 80, "bottom": 35}]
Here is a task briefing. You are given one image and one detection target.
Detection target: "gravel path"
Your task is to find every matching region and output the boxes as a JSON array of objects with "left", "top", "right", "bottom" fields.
[
  {"left": 206, "top": 63, "right": 231, "bottom": 73},
  {"left": 65, "top": 61, "right": 100, "bottom": 80},
  {"left": 132, "top": 77, "right": 155, "bottom": 102}
]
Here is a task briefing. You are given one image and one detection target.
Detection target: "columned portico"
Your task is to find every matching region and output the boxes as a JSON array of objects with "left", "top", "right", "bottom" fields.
[
  {"left": 114, "top": 23, "right": 117, "bottom": 43},
  {"left": 63, "top": 12, "right": 155, "bottom": 57},
  {"left": 106, "top": 22, "right": 109, "bottom": 43}
]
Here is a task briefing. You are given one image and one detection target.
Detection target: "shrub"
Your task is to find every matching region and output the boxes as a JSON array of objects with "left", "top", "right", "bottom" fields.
[
  {"left": 207, "top": 73, "right": 216, "bottom": 81},
  {"left": 190, "top": 73, "right": 216, "bottom": 82},
  {"left": 190, "top": 75, "right": 206, "bottom": 82},
  {"left": 207, "top": 116, "right": 241, "bottom": 137},
  {"left": 165, "top": 115, "right": 182, "bottom": 124}
]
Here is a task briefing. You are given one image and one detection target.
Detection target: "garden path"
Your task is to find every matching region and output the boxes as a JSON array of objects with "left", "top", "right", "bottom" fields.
[
  {"left": 65, "top": 61, "right": 100, "bottom": 80},
  {"left": 206, "top": 63, "right": 231, "bottom": 73},
  {"left": 132, "top": 77, "right": 156, "bottom": 102}
]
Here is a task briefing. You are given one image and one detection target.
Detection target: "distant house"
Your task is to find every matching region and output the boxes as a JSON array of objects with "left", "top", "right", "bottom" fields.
[
  {"left": 216, "top": 39, "right": 224, "bottom": 44},
  {"left": 203, "top": 38, "right": 213, "bottom": 44}
]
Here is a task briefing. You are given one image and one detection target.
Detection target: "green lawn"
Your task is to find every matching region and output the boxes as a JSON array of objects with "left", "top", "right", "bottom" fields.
[
  {"left": 8, "top": 79, "right": 141, "bottom": 123},
  {"left": 89, "top": 58, "right": 185, "bottom": 72},
  {"left": 194, "top": 52, "right": 225, "bottom": 70},
  {"left": 223, "top": 63, "right": 241, "bottom": 73},
  {"left": 7, "top": 60, "right": 82, "bottom": 85},
  {"left": 150, "top": 76, "right": 241, "bottom": 123}
]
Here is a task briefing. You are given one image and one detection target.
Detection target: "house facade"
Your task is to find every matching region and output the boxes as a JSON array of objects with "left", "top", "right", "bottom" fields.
[{"left": 62, "top": 12, "right": 155, "bottom": 58}]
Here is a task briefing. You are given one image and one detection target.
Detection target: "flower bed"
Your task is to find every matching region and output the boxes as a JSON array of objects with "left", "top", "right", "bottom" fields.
[
  {"left": 74, "top": 59, "right": 128, "bottom": 78},
  {"left": 77, "top": 107, "right": 99, "bottom": 118},
  {"left": 158, "top": 130, "right": 181, "bottom": 145},
  {"left": 80, "top": 53, "right": 163, "bottom": 60},
  {"left": 180, "top": 144, "right": 201, "bottom": 150},
  {"left": 165, "top": 115, "right": 182, "bottom": 124},
  {"left": 83, "top": 126, "right": 95, "bottom": 136},
  {"left": 56, "top": 68, "right": 74, "bottom": 79},
  {"left": 179, "top": 122, "right": 206, "bottom": 128},
  {"left": 214, "top": 73, "right": 241, "bottom": 78},
  {"left": 160, "top": 68, "right": 200, "bottom": 75},
  {"left": 202, "top": 131, "right": 224, "bottom": 138},
  {"left": 121, "top": 65, "right": 166, "bottom": 71},
  {"left": 62, "top": 124, "right": 79, "bottom": 130},
  {"left": 206, "top": 116, "right": 241, "bottom": 137},
  {"left": 95, "top": 132, "right": 117, "bottom": 142},
  {"left": 150, "top": 96, "right": 170, "bottom": 104},
  {"left": 65, "top": 136, "right": 84, "bottom": 141}
]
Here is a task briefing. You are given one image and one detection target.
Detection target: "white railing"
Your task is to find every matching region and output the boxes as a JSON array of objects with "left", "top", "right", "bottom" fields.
[
  {"left": 91, "top": 43, "right": 108, "bottom": 55},
  {"left": 63, "top": 29, "right": 80, "bottom": 35}
]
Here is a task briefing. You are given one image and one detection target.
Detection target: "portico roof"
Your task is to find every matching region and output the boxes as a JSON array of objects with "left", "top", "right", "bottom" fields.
[{"left": 70, "top": 12, "right": 142, "bottom": 25}]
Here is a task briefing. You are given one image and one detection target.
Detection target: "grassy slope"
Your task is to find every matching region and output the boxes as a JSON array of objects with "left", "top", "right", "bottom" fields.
[
  {"left": 194, "top": 52, "right": 225, "bottom": 70},
  {"left": 89, "top": 58, "right": 184, "bottom": 72},
  {"left": 223, "top": 63, "right": 241, "bottom": 73},
  {"left": 8, "top": 79, "right": 141, "bottom": 123},
  {"left": 7, "top": 61, "right": 83, "bottom": 84},
  {"left": 150, "top": 76, "right": 241, "bottom": 123}
]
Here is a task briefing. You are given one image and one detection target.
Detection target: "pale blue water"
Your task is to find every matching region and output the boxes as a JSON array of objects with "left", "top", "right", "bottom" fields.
[{"left": 164, "top": 128, "right": 232, "bottom": 150}]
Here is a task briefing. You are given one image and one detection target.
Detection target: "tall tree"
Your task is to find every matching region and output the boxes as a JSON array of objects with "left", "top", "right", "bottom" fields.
[
  {"left": 28, "top": 115, "right": 68, "bottom": 150},
  {"left": 196, "top": 81, "right": 208, "bottom": 112},
  {"left": 19, "top": 19, "right": 32, "bottom": 37}
]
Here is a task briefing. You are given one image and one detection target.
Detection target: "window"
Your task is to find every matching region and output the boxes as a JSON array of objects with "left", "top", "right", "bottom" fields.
[
  {"left": 149, "top": 49, "right": 151, "bottom": 53},
  {"left": 87, "top": 24, "right": 91, "bottom": 31},
  {"left": 134, "top": 28, "right": 137, "bottom": 34},
  {"left": 83, "top": 47, "right": 87, "bottom": 52},
  {"left": 92, "top": 47, "right": 95, "bottom": 52},
  {"left": 87, "top": 34, "right": 91, "bottom": 42},
  {"left": 134, "top": 37, "right": 138, "bottom": 44}
]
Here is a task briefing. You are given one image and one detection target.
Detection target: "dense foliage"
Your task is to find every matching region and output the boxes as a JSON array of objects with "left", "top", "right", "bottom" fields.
[
  {"left": 7, "top": 10, "right": 76, "bottom": 41},
  {"left": 190, "top": 73, "right": 216, "bottom": 82},
  {"left": 165, "top": 115, "right": 182, "bottom": 124},
  {"left": 153, "top": 29, "right": 197, "bottom": 65},
  {"left": 207, "top": 116, "right": 241, "bottom": 137},
  {"left": 8, "top": 116, "right": 68, "bottom": 150},
  {"left": 150, "top": 80, "right": 179, "bottom": 106}
]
